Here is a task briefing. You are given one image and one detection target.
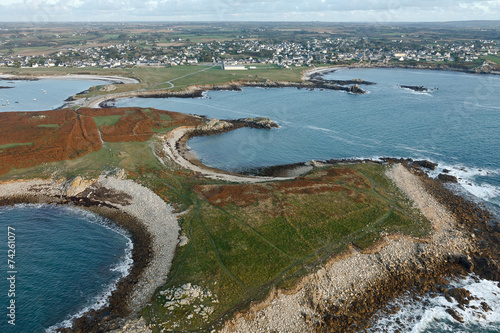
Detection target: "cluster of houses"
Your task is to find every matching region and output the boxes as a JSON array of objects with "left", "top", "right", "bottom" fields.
[{"left": 0, "top": 37, "right": 497, "bottom": 69}]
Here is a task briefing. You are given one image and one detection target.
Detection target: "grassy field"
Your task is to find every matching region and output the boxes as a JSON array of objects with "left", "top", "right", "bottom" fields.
[
  {"left": 140, "top": 163, "right": 429, "bottom": 332},
  {"left": 484, "top": 55, "right": 500, "bottom": 65},
  {"left": 0, "top": 64, "right": 308, "bottom": 99},
  {"left": 36, "top": 124, "right": 60, "bottom": 128},
  {"left": 93, "top": 115, "right": 123, "bottom": 128}
]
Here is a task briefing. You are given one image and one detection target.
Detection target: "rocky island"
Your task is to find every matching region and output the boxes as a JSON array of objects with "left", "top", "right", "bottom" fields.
[{"left": 399, "top": 85, "right": 431, "bottom": 92}]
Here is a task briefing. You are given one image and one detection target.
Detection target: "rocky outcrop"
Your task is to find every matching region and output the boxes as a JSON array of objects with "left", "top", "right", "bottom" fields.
[
  {"left": 308, "top": 72, "right": 376, "bottom": 86},
  {"left": 399, "top": 85, "right": 430, "bottom": 92},
  {"left": 62, "top": 176, "right": 97, "bottom": 197},
  {"left": 189, "top": 117, "right": 278, "bottom": 138},
  {"left": 438, "top": 173, "right": 458, "bottom": 183},
  {"left": 348, "top": 84, "right": 363, "bottom": 94},
  {"left": 413, "top": 160, "right": 438, "bottom": 170}
]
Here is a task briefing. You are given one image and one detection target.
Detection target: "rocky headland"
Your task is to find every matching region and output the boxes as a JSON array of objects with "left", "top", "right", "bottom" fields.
[
  {"left": 219, "top": 161, "right": 498, "bottom": 332},
  {"left": 92, "top": 80, "right": 367, "bottom": 109}
]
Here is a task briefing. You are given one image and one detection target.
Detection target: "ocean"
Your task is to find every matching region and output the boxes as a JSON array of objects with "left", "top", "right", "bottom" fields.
[
  {"left": 0, "top": 77, "right": 112, "bottom": 112},
  {"left": 114, "top": 67, "right": 500, "bottom": 332},
  {"left": 0, "top": 204, "right": 132, "bottom": 332}
]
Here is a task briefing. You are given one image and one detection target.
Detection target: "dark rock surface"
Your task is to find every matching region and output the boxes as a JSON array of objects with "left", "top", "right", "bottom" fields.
[
  {"left": 438, "top": 173, "right": 458, "bottom": 183},
  {"left": 400, "top": 85, "right": 430, "bottom": 92},
  {"left": 413, "top": 160, "right": 438, "bottom": 170}
]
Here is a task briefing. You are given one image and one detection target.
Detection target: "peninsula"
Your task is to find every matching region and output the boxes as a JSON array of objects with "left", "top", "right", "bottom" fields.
[{"left": 0, "top": 103, "right": 498, "bottom": 332}]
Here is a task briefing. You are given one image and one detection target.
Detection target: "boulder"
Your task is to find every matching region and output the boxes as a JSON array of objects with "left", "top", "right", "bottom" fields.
[
  {"left": 414, "top": 160, "right": 438, "bottom": 170},
  {"left": 438, "top": 173, "right": 458, "bottom": 183}
]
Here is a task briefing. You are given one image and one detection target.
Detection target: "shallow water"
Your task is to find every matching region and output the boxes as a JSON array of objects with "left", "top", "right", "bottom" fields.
[
  {"left": 0, "top": 78, "right": 110, "bottom": 112},
  {"left": 0, "top": 204, "right": 132, "bottom": 332}
]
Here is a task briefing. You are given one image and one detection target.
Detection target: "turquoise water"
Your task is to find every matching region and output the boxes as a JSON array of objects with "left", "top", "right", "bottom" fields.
[
  {"left": 0, "top": 204, "right": 132, "bottom": 332},
  {"left": 114, "top": 68, "right": 500, "bottom": 332},
  {"left": 0, "top": 78, "right": 109, "bottom": 112}
]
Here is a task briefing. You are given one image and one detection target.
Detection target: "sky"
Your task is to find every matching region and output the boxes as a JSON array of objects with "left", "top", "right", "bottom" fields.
[{"left": 0, "top": 0, "right": 499, "bottom": 23}]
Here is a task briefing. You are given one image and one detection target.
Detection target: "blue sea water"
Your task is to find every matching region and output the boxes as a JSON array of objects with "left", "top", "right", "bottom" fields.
[
  {"left": 114, "top": 68, "right": 500, "bottom": 332},
  {"left": 0, "top": 78, "right": 110, "bottom": 112},
  {"left": 0, "top": 204, "right": 132, "bottom": 333},
  {"left": 115, "top": 68, "right": 500, "bottom": 212}
]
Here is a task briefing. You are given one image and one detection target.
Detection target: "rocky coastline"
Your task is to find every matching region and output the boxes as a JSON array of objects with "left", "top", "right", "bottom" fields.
[
  {"left": 95, "top": 80, "right": 367, "bottom": 108},
  {"left": 305, "top": 61, "right": 500, "bottom": 77},
  {"left": 1, "top": 150, "right": 498, "bottom": 332},
  {"left": 317, "top": 160, "right": 498, "bottom": 331}
]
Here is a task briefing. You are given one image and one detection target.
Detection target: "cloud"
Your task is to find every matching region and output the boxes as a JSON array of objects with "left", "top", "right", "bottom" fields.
[{"left": 0, "top": 0, "right": 498, "bottom": 22}]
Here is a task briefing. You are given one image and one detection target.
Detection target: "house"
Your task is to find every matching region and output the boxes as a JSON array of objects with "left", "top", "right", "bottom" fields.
[{"left": 222, "top": 63, "right": 247, "bottom": 70}]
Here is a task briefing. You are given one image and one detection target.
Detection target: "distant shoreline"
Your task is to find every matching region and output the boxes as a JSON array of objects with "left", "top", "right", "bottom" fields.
[{"left": 0, "top": 73, "right": 139, "bottom": 84}]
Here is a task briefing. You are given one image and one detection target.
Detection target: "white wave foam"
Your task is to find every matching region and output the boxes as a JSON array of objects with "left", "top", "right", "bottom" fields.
[
  {"left": 45, "top": 235, "right": 133, "bottom": 333},
  {"left": 426, "top": 163, "right": 500, "bottom": 202},
  {"left": 369, "top": 274, "right": 500, "bottom": 333},
  {"left": 395, "top": 145, "right": 445, "bottom": 157},
  {"left": 463, "top": 101, "right": 500, "bottom": 111},
  {"left": 305, "top": 125, "right": 340, "bottom": 134}
]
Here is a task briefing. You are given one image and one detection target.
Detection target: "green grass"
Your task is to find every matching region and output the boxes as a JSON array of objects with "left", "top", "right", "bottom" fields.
[
  {"left": 93, "top": 115, "right": 123, "bottom": 128},
  {"left": 0, "top": 64, "right": 307, "bottom": 98},
  {"left": 484, "top": 55, "right": 500, "bottom": 65},
  {"left": 142, "top": 164, "right": 430, "bottom": 332},
  {"left": 0, "top": 142, "right": 33, "bottom": 149},
  {"left": 36, "top": 124, "right": 60, "bottom": 128}
]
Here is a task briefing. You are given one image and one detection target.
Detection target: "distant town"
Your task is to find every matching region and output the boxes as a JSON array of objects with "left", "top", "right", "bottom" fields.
[{"left": 0, "top": 22, "right": 499, "bottom": 71}]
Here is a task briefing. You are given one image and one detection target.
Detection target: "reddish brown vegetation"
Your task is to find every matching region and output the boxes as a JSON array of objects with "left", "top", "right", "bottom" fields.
[
  {"left": 195, "top": 184, "right": 271, "bottom": 207},
  {"left": 307, "top": 167, "right": 372, "bottom": 189},
  {"left": 195, "top": 166, "right": 364, "bottom": 207},
  {"left": 0, "top": 109, "right": 101, "bottom": 175},
  {"left": 0, "top": 107, "right": 202, "bottom": 175},
  {"left": 78, "top": 107, "right": 202, "bottom": 142}
]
